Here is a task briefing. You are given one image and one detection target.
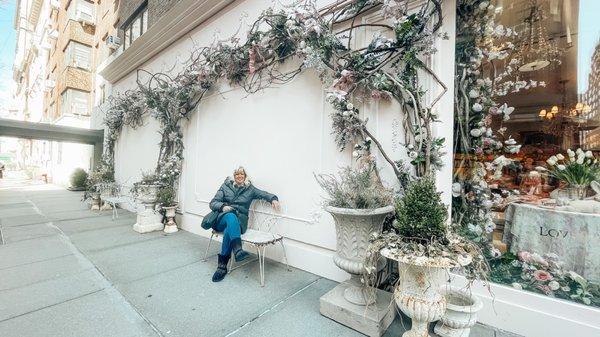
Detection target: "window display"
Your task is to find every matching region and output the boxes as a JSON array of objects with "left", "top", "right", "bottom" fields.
[{"left": 454, "top": 0, "right": 600, "bottom": 307}]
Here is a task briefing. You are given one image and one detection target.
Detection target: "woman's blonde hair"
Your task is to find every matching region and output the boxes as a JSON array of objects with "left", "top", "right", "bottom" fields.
[{"left": 232, "top": 166, "right": 250, "bottom": 185}]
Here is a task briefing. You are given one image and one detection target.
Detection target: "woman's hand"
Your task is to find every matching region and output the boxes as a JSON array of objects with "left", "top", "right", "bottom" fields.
[
  {"left": 271, "top": 200, "right": 281, "bottom": 212},
  {"left": 222, "top": 205, "right": 233, "bottom": 213}
]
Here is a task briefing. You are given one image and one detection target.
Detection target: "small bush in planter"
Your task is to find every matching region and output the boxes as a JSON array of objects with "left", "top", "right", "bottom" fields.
[
  {"left": 157, "top": 186, "right": 176, "bottom": 207},
  {"left": 315, "top": 164, "right": 393, "bottom": 209},
  {"left": 131, "top": 171, "right": 159, "bottom": 196},
  {"left": 394, "top": 177, "right": 447, "bottom": 243},
  {"left": 70, "top": 168, "right": 88, "bottom": 189}
]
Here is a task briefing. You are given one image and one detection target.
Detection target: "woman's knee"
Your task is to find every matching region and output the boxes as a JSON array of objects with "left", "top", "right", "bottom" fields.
[{"left": 223, "top": 212, "right": 239, "bottom": 225}]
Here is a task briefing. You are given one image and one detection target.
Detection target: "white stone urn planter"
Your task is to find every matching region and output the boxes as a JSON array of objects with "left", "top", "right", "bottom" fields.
[
  {"left": 133, "top": 184, "right": 163, "bottom": 233},
  {"left": 326, "top": 205, "right": 394, "bottom": 305},
  {"left": 381, "top": 249, "right": 458, "bottom": 337},
  {"left": 162, "top": 205, "right": 178, "bottom": 234},
  {"left": 434, "top": 287, "right": 483, "bottom": 337}
]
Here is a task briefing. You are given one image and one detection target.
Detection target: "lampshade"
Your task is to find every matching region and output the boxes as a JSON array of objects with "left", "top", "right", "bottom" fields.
[
  {"left": 575, "top": 102, "right": 584, "bottom": 111},
  {"left": 539, "top": 109, "right": 547, "bottom": 117},
  {"left": 551, "top": 106, "right": 559, "bottom": 113}
]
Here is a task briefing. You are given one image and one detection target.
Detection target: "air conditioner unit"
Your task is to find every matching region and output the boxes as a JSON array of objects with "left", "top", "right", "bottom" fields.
[
  {"left": 50, "top": 0, "right": 60, "bottom": 10},
  {"left": 75, "top": 10, "right": 95, "bottom": 26},
  {"left": 106, "top": 35, "right": 121, "bottom": 50}
]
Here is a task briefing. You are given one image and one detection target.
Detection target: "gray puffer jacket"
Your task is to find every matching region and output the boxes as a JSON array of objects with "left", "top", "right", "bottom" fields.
[{"left": 201, "top": 178, "right": 278, "bottom": 234}]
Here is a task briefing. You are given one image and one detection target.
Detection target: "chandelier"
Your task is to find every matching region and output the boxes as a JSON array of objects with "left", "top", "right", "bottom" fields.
[
  {"left": 514, "top": 0, "right": 563, "bottom": 72},
  {"left": 539, "top": 103, "right": 592, "bottom": 121}
]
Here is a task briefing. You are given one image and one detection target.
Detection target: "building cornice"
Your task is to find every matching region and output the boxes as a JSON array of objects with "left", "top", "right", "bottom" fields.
[{"left": 99, "top": 0, "right": 234, "bottom": 84}]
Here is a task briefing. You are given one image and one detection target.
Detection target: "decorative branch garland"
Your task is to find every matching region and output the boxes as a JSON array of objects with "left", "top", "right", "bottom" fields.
[{"left": 99, "top": 0, "right": 447, "bottom": 193}]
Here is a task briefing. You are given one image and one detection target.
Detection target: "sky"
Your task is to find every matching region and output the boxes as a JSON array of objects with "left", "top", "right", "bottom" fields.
[{"left": 0, "top": 0, "right": 16, "bottom": 113}]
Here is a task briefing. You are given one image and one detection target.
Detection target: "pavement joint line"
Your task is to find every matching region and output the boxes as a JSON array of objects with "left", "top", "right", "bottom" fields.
[
  {"left": 44, "top": 222, "right": 165, "bottom": 337},
  {"left": 0, "top": 263, "right": 96, "bottom": 293},
  {"left": 82, "top": 234, "right": 168, "bottom": 254},
  {"left": 0, "top": 289, "right": 105, "bottom": 324},
  {"left": 224, "top": 277, "right": 322, "bottom": 337},
  {"left": 26, "top": 198, "right": 165, "bottom": 337},
  {"left": 0, "top": 252, "right": 75, "bottom": 271}
]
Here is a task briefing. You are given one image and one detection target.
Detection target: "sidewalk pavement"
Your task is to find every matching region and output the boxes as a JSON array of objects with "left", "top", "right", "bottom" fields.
[{"left": 0, "top": 183, "right": 517, "bottom": 337}]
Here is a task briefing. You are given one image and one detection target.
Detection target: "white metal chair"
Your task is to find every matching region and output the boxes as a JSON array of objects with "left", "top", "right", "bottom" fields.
[
  {"left": 203, "top": 200, "right": 290, "bottom": 286},
  {"left": 97, "top": 183, "right": 136, "bottom": 220}
]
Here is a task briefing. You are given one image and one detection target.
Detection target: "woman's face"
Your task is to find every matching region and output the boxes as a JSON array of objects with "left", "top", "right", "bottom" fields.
[{"left": 234, "top": 171, "right": 246, "bottom": 185}]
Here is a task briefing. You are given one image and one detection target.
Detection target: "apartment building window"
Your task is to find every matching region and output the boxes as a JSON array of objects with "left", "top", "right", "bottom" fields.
[
  {"left": 60, "top": 89, "right": 90, "bottom": 117},
  {"left": 123, "top": 5, "right": 148, "bottom": 51},
  {"left": 65, "top": 41, "right": 92, "bottom": 70},
  {"left": 68, "top": 0, "right": 95, "bottom": 24}
]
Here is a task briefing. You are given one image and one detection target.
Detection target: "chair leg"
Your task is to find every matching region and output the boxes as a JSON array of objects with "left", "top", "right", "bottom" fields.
[
  {"left": 203, "top": 233, "right": 214, "bottom": 262},
  {"left": 257, "top": 246, "right": 266, "bottom": 287},
  {"left": 279, "top": 240, "right": 291, "bottom": 271}
]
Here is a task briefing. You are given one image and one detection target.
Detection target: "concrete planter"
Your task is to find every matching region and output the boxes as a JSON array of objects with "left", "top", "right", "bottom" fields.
[
  {"left": 394, "top": 260, "right": 448, "bottom": 337},
  {"left": 326, "top": 205, "right": 394, "bottom": 306},
  {"left": 133, "top": 184, "right": 163, "bottom": 233},
  {"left": 163, "top": 205, "right": 178, "bottom": 234},
  {"left": 434, "top": 287, "right": 483, "bottom": 337},
  {"left": 136, "top": 184, "right": 159, "bottom": 204}
]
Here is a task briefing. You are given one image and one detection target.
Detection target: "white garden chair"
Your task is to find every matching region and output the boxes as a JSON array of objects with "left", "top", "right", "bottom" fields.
[
  {"left": 203, "top": 200, "right": 290, "bottom": 286},
  {"left": 97, "top": 183, "right": 136, "bottom": 220}
]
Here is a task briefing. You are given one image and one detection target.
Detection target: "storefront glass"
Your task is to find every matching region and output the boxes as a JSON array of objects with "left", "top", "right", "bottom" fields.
[{"left": 454, "top": 0, "right": 600, "bottom": 307}]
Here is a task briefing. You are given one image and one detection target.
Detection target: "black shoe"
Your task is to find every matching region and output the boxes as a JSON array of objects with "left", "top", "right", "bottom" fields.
[
  {"left": 231, "top": 238, "right": 250, "bottom": 262},
  {"left": 212, "top": 254, "right": 230, "bottom": 282}
]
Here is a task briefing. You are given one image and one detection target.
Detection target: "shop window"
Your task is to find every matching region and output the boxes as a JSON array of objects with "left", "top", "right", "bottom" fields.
[
  {"left": 122, "top": 4, "right": 148, "bottom": 52},
  {"left": 65, "top": 41, "right": 92, "bottom": 70},
  {"left": 454, "top": 0, "right": 600, "bottom": 308},
  {"left": 60, "top": 89, "right": 90, "bottom": 117}
]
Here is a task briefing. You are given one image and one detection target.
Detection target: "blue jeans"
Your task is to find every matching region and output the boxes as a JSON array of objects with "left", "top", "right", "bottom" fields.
[{"left": 215, "top": 212, "right": 241, "bottom": 256}]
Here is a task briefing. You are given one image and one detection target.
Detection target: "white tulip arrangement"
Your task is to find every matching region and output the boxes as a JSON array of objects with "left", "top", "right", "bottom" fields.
[{"left": 546, "top": 148, "right": 600, "bottom": 187}]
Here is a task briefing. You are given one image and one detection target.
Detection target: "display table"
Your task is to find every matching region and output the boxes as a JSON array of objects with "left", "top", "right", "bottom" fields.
[{"left": 505, "top": 203, "right": 600, "bottom": 282}]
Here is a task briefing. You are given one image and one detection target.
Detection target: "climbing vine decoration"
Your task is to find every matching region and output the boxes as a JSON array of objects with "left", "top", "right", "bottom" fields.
[{"left": 99, "top": 0, "right": 447, "bottom": 195}]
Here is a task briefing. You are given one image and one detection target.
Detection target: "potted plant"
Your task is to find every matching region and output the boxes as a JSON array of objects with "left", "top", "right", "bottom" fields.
[
  {"left": 131, "top": 171, "right": 160, "bottom": 204},
  {"left": 84, "top": 165, "right": 115, "bottom": 210},
  {"left": 546, "top": 148, "right": 600, "bottom": 200},
  {"left": 365, "top": 177, "right": 487, "bottom": 337},
  {"left": 315, "top": 164, "right": 394, "bottom": 306},
  {"left": 131, "top": 171, "right": 164, "bottom": 233},
  {"left": 157, "top": 185, "right": 178, "bottom": 233}
]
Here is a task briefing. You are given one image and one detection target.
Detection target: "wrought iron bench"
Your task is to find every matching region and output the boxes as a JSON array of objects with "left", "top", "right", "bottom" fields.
[
  {"left": 202, "top": 200, "right": 290, "bottom": 286},
  {"left": 97, "top": 183, "right": 137, "bottom": 220}
]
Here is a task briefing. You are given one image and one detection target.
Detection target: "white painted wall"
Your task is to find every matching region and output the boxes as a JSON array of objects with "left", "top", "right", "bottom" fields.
[{"left": 104, "top": 1, "right": 600, "bottom": 336}]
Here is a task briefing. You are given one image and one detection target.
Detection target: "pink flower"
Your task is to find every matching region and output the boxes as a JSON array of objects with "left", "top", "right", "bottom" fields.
[
  {"left": 533, "top": 270, "right": 553, "bottom": 282},
  {"left": 536, "top": 284, "right": 552, "bottom": 295},
  {"left": 518, "top": 251, "right": 532, "bottom": 263}
]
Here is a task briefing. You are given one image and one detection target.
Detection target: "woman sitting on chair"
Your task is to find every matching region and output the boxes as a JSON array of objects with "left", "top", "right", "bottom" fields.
[{"left": 201, "top": 166, "right": 280, "bottom": 282}]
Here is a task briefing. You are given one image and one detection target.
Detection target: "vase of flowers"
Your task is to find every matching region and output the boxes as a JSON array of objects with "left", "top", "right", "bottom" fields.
[
  {"left": 316, "top": 164, "right": 393, "bottom": 306},
  {"left": 546, "top": 148, "right": 600, "bottom": 200},
  {"left": 367, "top": 178, "right": 486, "bottom": 337}
]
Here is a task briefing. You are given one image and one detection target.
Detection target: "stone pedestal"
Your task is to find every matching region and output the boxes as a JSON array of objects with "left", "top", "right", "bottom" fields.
[
  {"left": 320, "top": 282, "right": 395, "bottom": 337},
  {"left": 133, "top": 207, "right": 164, "bottom": 233}
]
